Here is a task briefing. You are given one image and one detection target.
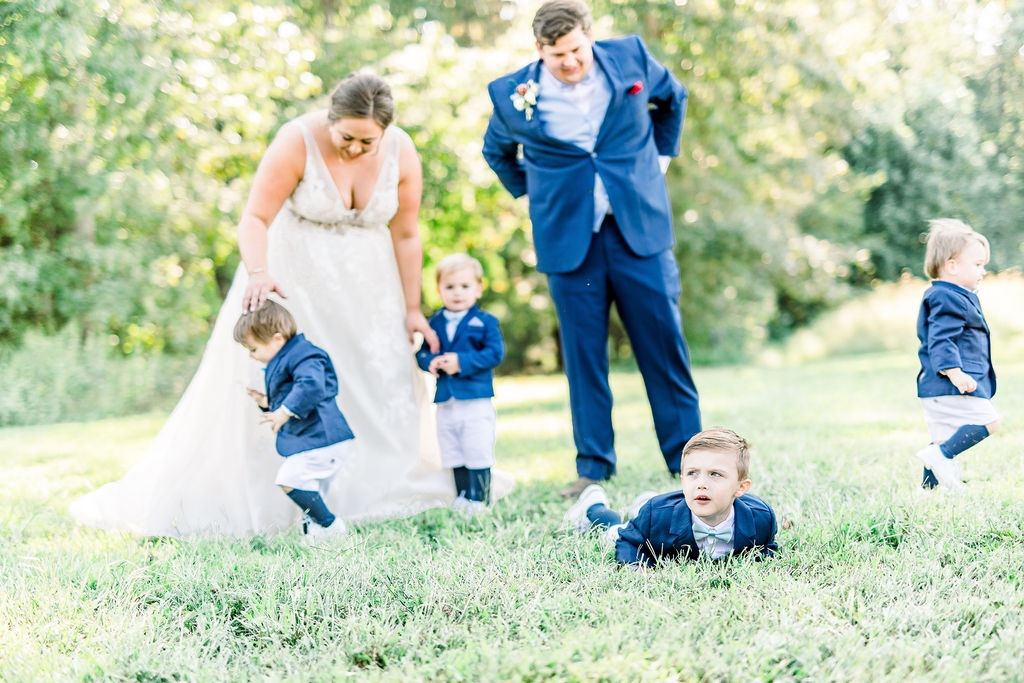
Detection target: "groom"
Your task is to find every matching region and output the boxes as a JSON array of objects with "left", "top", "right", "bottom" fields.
[{"left": 483, "top": 0, "right": 701, "bottom": 497}]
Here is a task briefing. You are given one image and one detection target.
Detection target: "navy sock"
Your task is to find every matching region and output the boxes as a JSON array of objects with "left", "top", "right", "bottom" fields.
[
  {"left": 586, "top": 503, "right": 623, "bottom": 529},
  {"left": 940, "top": 424, "right": 989, "bottom": 459},
  {"left": 286, "top": 489, "right": 336, "bottom": 528},
  {"left": 453, "top": 467, "right": 470, "bottom": 498},
  {"left": 922, "top": 467, "right": 939, "bottom": 489},
  {"left": 466, "top": 468, "right": 491, "bottom": 503}
]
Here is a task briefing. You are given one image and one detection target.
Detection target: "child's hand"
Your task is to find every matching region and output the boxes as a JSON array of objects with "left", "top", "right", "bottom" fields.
[
  {"left": 437, "top": 352, "right": 460, "bottom": 375},
  {"left": 246, "top": 388, "right": 269, "bottom": 409},
  {"left": 428, "top": 353, "right": 460, "bottom": 376},
  {"left": 943, "top": 367, "right": 978, "bottom": 394},
  {"left": 260, "top": 407, "right": 291, "bottom": 433}
]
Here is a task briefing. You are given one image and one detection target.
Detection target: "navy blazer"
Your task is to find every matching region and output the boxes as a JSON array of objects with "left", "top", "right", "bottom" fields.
[
  {"left": 263, "top": 334, "right": 354, "bottom": 457},
  {"left": 615, "top": 491, "right": 778, "bottom": 566},
  {"left": 483, "top": 35, "right": 687, "bottom": 274},
  {"left": 916, "top": 280, "right": 996, "bottom": 399},
  {"left": 416, "top": 305, "right": 504, "bottom": 403}
]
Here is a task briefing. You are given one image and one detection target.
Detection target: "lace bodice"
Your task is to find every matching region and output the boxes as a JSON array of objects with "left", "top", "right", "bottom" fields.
[{"left": 286, "top": 120, "right": 405, "bottom": 228}]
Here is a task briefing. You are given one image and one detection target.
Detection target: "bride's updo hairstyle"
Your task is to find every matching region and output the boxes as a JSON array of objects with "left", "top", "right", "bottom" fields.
[{"left": 328, "top": 73, "right": 395, "bottom": 129}]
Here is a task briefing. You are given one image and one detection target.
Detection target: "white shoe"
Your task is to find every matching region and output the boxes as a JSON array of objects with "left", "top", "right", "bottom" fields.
[
  {"left": 462, "top": 500, "right": 488, "bottom": 516},
  {"left": 562, "top": 484, "right": 610, "bottom": 533},
  {"left": 600, "top": 523, "right": 626, "bottom": 546},
  {"left": 916, "top": 444, "right": 965, "bottom": 492},
  {"left": 452, "top": 495, "right": 487, "bottom": 516},
  {"left": 305, "top": 517, "right": 348, "bottom": 544},
  {"left": 627, "top": 491, "right": 658, "bottom": 520}
]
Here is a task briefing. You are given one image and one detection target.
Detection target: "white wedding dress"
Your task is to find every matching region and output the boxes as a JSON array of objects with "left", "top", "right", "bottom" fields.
[{"left": 71, "top": 122, "right": 511, "bottom": 537}]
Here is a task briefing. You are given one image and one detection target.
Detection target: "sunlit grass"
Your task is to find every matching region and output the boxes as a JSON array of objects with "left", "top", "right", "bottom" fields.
[{"left": 2, "top": 348, "right": 1023, "bottom": 680}]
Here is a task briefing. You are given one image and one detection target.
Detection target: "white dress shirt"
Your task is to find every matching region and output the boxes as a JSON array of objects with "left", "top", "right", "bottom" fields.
[
  {"left": 691, "top": 506, "right": 736, "bottom": 559},
  {"left": 537, "top": 62, "right": 613, "bottom": 232}
]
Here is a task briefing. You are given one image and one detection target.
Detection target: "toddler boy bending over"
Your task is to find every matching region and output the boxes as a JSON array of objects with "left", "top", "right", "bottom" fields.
[{"left": 234, "top": 300, "right": 354, "bottom": 541}]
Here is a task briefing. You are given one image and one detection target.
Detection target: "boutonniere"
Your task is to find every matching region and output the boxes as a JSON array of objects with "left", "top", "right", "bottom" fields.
[
  {"left": 510, "top": 79, "right": 540, "bottom": 121},
  {"left": 627, "top": 80, "right": 644, "bottom": 95}
]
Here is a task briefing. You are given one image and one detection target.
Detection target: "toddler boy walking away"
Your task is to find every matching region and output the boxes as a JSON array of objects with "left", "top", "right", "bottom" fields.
[
  {"left": 563, "top": 427, "right": 777, "bottom": 567},
  {"left": 915, "top": 219, "right": 999, "bottom": 492},
  {"left": 416, "top": 254, "right": 505, "bottom": 515},
  {"left": 234, "top": 300, "right": 355, "bottom": 540}
]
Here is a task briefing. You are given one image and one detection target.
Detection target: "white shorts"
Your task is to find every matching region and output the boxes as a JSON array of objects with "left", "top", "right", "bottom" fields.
[
  {"left": 920, "top": 395, "right": 1000, "bottom": 443},
  {"left": 274, "top": 439, "right": 353, "bottom": 493},
  {"left": 436, "top": 398, "right": 496, "bottom": 469}
]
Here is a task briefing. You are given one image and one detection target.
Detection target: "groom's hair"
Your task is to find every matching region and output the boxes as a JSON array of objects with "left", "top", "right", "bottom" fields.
[
  {"left": 233, "top": 300, "right": 297, "bottom": 345},
  {"left": 533, "top": 0, "right": 592, "bottom": 46},
  {"left": 682, "top": 427, "right": 751, "bottom": 481}
]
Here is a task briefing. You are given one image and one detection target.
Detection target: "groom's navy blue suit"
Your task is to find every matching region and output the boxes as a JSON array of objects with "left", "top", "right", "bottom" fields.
[{"left": 483, "top": 35, "right": 701, "bottom": 478}]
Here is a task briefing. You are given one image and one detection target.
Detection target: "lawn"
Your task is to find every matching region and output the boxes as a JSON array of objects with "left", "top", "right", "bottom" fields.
[{"left": 2, "top": 353, "right": 1023, "bottom": 681}]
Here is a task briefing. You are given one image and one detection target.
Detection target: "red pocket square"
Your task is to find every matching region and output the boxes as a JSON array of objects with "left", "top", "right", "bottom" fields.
[{"left": 627, "top": 80, "right": 644, "bottom": 95}]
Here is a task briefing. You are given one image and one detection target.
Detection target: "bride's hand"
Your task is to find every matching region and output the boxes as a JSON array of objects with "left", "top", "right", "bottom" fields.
[
  {"left": 407, "top": 310, "right": 439, "bottom": 353},
  {"left": 242, "top": 272, "right": 287, "bottom": 312}
]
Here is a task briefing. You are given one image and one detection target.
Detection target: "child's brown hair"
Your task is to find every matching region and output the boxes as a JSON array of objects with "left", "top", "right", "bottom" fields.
[
  {"left": 232, "top": 300, "right": 297, "bottom": 345},
  {"left": 681, "top": 427, "right": 751, "bottom": 481}
]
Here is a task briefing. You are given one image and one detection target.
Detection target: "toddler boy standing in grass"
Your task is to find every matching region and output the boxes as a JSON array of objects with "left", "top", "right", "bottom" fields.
[
  {"left": 234, "top": 300, "right": 355, "bottom": 540},
  {"left": 563, "top": 427, "right": 777, "bottom": 567},
  {"left": 416, "top": 254, "right": 505, "bottom": 514},
  {"left": 915, "top": 219, "right": 999, "bottom": 492}
]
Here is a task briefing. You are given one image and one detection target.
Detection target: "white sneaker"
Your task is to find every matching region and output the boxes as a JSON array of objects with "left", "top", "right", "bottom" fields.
[
  {"left": 562, "top": 484, "right": 610, "bottom": 533},
  {"left": 451, "top": 495, "right": 488, "bottom": 516},
  {"left": 916, "top": 444, "right": 966, "bottom": 492},
  {"left": 462, "top": 500, "right": 488, "bottom": 516},
  {"left": 627, "top": 491, "right": 658, "bottom": 520},
  {"left": 451, "top": 495, "right": 469, "bottom": 513},
  {"left": 305, "top": 517, "right": 348, "bottom": 544}
]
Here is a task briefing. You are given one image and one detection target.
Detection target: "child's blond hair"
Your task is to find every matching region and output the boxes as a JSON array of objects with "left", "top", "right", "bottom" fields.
[
  {"left": 232, "top": 299, "right": 297, "bottom": 344},
  {"left": 923, "top": 219, "right": 990, "bottom": 279},
  {"left": 681, "top": 427, "right": 751, "bottom": 481},
  {"left": 435, "top": 253, "right": 484, "bottom": 284}
]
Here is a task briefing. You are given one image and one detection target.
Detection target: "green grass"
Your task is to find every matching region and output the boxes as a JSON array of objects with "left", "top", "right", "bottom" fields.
[{"left": 2, "top": 354, "right": 1023, "bottom": 681}]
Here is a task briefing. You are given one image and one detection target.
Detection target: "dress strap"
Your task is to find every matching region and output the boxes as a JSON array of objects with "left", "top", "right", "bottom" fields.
[
  {"left": 386, "top": 125, "right": 407, "bottom": 169},
  {"left": 294, "top": 119, "right": 318, "bottom": 167}
]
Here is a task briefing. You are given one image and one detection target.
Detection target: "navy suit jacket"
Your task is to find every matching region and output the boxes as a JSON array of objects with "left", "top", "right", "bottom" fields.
[
  {"left": 916, "top": 280, "right": 996, "bottom": 399},
  {"left": 416, "top": 305, "right": 504, "bottom": 403},
  {"left": 264, "top": 334, "right": 354, "bottom": 457},
  {"left": 483, "top": 35, "right": 687, "bottom": 274},
  {"left": 615, "top": 491, "right": 778, "bottom": 566}
]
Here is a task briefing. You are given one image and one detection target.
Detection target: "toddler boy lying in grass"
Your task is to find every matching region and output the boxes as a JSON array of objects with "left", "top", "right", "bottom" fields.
[{"left": 563, "top": 427, "right": 777, "bottom": 567}]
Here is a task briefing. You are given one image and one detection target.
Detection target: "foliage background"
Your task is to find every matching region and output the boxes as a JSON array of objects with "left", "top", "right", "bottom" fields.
[{"left": 1, "top": 0, "right": 1022, "bottom": 424}]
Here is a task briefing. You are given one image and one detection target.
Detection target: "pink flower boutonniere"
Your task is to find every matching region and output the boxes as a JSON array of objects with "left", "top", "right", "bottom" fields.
[
  {"left": 627, "top": 80, "right": 644, "bottom": 95},
  {"left": 510, "top": 79, "right": 540, "bottom": 121}
]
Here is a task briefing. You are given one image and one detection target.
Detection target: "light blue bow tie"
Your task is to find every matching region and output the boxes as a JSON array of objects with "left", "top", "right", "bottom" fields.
[{"left": 692, "top": 520, "right": 732, "bottom": 544}]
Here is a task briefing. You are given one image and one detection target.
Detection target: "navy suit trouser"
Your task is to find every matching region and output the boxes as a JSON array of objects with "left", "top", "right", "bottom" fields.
[{"left": 547, "top": 215, "right": 701, "bottom": 480}]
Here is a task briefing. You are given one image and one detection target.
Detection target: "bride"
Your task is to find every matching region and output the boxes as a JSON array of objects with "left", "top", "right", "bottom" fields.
[{"left": 71, "top": 73, "right": 509, "bottom": 537}]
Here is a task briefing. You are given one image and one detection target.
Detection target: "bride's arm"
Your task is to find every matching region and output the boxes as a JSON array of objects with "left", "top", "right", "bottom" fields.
[
  {"left": 238, "top": 121, "right": 305, "bottom": 311},
  {"left": 390, "top": 133, "right": 440, "bottom": 353}
]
